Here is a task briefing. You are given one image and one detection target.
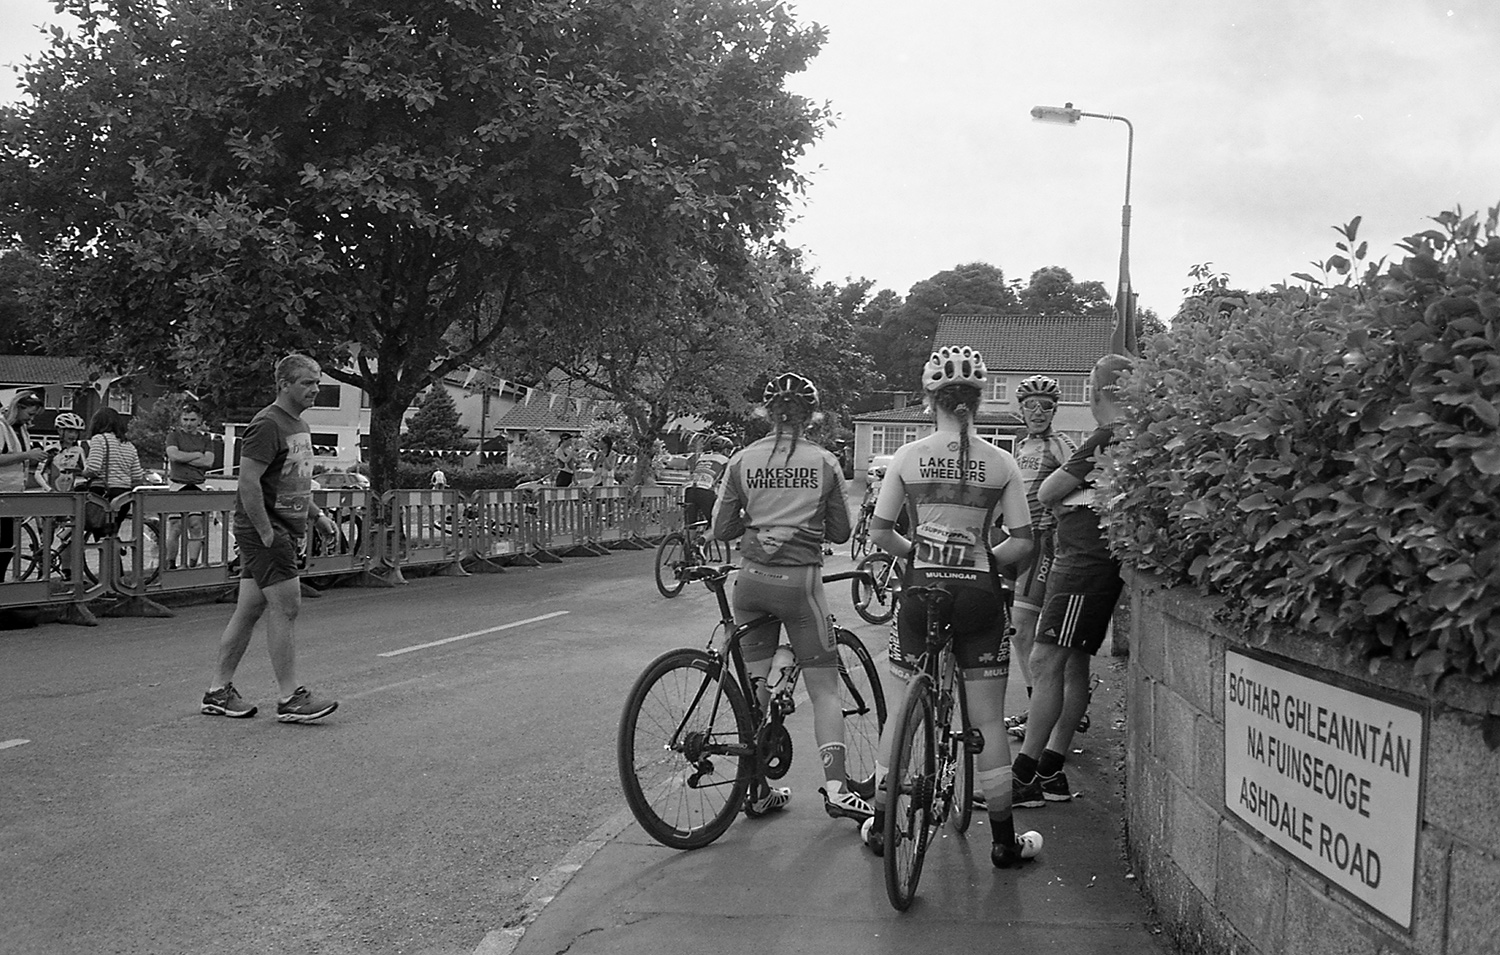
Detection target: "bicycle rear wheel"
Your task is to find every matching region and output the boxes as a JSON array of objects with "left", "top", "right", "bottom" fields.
[
  {"left": 948, "top": 676, "right": 974, "bottom": 834},
  {"left": 654, "top": 532, "right": 688, "bottom": 598},
  {"left": 884, "top": 675, "right": 935, "bottom": 911},
  {"left": 834, "top": 628, "right": 886, "bottom": 788},
  {"left": 618, "top": 648, "right": 755, "bottom": 849},
  {"left": 852, "top": 551, "right": 897, "bottom": 625}
]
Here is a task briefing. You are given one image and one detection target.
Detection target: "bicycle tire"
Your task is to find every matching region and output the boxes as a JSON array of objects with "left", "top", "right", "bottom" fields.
[
  {"left": 852, "top": 551, "right": 897, "bottom": 625},
  {"left": 617, "top": 647, "right": 755, "bottom": 849},
  {"left": 949, "top": 676, "right": 974, "bottom": 834},
  {"left": 884, "top": 674, "right": 935, "bottom": 911},
  {"left": 654, "top": 532, "right": 688, "bottom": 598},
  {"left": 850, "top": 515, "right": 870, "bottom": 560},
  {"left": 833, "top": 629, "right": 887, "bottom": 787},
  {"left": 13, "top": 521, "right": 44, "bottom": 581}
]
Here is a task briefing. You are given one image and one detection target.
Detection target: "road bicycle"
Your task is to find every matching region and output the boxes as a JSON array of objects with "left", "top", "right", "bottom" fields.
[
  {"left": 618, "top": 564, "right": 887, "bottom": 849},
  {"left": 11, "top": 511, "right": 163, "bottom": 588},
  {"left": 851, "top": 550, "right": 905, "bottom": 625},
  {"left": 881, "top": 582, "right": 998, "bottom": 911},
  {"left": 850, "top": 502, "right": 873, "bottom": 560},
  {"left": 653, "top": 521, "right": 731, "bottom": 598}
]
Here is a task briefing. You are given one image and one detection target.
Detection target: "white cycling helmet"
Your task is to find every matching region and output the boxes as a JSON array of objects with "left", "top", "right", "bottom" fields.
[
  {"left": 923, "top": 345, "right": 987, "bottom": 392},
  {"left": 54, "top": 412, "right": 85, "bottom": 431},
  {"left": 763, "top": 372, "right": 820, "bottom": 408}
]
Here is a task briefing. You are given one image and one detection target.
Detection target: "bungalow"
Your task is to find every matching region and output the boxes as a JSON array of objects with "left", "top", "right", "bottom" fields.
[
  {"left": 851, "top": 313, "right": 1116, "bottom": 487},
  {"left": 0, "top": 354, "right": 141, "bottom": 444}
]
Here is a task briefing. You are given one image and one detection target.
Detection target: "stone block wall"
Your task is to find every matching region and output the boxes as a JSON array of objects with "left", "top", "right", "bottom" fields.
[{"left": 1124, "top": 571, "right": 1500, "bottom": 955}]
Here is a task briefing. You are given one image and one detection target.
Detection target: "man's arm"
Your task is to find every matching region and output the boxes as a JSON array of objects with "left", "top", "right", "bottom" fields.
[
  {"left": 237, "top": 457, "right": 277, "bottom": 546},
  {"left": 1038, "top": 467, "right": 1083, "bottom": 508}
]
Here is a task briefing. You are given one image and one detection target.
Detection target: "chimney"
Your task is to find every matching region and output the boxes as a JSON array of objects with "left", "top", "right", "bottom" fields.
[{"left": 893, "top": 393, "right": 907, "bottom": 410}]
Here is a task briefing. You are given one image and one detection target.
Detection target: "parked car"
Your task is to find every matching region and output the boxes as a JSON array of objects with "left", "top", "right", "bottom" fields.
[{"left": 312, "top": 470, "right": 371, "bottom": 491}]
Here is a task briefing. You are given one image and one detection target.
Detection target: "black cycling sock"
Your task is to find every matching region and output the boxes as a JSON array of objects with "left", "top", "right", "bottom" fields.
[
  {"left": 990, "top": 813, "right": 1016, "bottom": 847},
  {"left": 1012, "top": 753, "right": 1038, "bottom": 783},
  {"left": 1038, "top": 748, "right": 1065, "bottom": 779}
]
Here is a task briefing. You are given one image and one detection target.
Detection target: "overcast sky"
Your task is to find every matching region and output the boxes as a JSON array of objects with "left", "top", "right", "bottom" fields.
[{"left": 2, "top": 0, "right": 1496, "bottom": 319}]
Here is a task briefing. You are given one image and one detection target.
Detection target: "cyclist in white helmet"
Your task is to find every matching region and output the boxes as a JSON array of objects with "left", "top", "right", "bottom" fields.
[
  {"left": 1003, "top": 376, "right": 1078, "bottom": 740},
  {"left": 863, "top": 346, "right": 1042, "bottom": 868},
  {"left": 711, "top": 372, "right": 869, "bottom": 824},
  {"left": 45, "top": 412, "right": 88, "bottom": 492}
]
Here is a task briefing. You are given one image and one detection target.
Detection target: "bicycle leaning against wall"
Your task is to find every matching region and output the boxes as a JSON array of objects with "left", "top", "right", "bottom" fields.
[{"left": 617, "top": 564, "right": 887, "bottom": 849}]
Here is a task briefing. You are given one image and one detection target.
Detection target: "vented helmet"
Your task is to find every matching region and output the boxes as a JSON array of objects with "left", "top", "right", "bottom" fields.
[
  {"left": 763, "top": 372, "right": 819, "bottom": 408},
  {"left": 922, "top": 346, "right": 987, "bottom": 392},
  {"left": 54, "top": 412, "right": 85, "bottom": 431},
  {"left": 1016, "top": 375, "right": 1062, "bottom": 403}
]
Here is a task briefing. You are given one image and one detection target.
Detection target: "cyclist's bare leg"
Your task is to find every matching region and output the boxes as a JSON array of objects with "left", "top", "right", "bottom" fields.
[
  {"left": 803, "top": 665, "right": 851, "bottom": 783},
  {"left": 1019, "top": 642, "right": 1070, "bottom": 762},
  {"left": 1047, "top": 651, "right": 1092, "bottom": 755},
  {"left": 1009, "top": 604, "right": 1039, "bottom": 690}
]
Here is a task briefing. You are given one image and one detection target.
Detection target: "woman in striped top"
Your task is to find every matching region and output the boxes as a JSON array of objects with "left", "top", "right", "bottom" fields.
[{"left": 82, "top": 407, "right": 145, "bottom": 535}]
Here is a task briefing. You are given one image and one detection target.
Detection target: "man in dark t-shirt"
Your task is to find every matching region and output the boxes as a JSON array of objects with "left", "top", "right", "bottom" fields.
[
  {"left": 202, "top": 355, "right": 339, "bottom": 724},
  {"left": 1012, "top": 354, "right": 1133, "bottom": 809},
  {"left": 165, "top": 406, "right": 214, "bottom": 568}
]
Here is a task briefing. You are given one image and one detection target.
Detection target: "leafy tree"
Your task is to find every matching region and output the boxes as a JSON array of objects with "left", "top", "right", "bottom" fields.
[
  {"left": 402, "top": 384, "right": 468, "bottom": 451},
  {"left": 126, "top": 391, "right": 194, "bottom": 469},
  {"left": 0, "top": 0, "right": 829, "bottom": 495},
  {"left": 0, "top": 249, "right": 46, "bottom": 354},
  {"left": 870, "top": 262, "right": 1016, "bottom": 390},
  {"left": 1016, "top": 266, "right": 1113, "bottom": 318}
]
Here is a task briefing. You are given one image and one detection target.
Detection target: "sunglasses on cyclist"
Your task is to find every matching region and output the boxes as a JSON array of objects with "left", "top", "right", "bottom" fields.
[{"left": 1020, "top": 399, "right": 1057, "bottom": 412}]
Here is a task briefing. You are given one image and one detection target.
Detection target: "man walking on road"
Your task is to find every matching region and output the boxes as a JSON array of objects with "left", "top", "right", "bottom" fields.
[{"left": 202, "top": 354, "right": 339, "bottom": 723}]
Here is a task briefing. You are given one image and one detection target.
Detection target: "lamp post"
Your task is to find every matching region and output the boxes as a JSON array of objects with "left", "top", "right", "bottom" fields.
[{"left": 1030, "top": 102, "right": 1136, "bottom": 355}]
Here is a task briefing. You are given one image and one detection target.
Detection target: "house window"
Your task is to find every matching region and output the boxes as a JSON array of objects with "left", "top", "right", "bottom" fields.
[
  {"left": 313, "top": 384, "right": 342, "bottom": 408},
  {"left": 870, "top": 425, "right": 920, "bottom": 456},
  {"left": 360, "top": 390, "right": 370, "bottom": 408},
  {"left": 57, "top": 391, "right": 74, "bottom": 410},
  {"left": 976, "top": 428, "right": 1013, "bottom": 453},
  {"left": 107, "top": 388, "right": 133, "bottom": 414},
  {"left": 309, "top": 432, "right": 341, "bottom": 456},
  {"left": 1056, "top": 375, "right": 1091, "bottom": 405},
  {"left": 987, "top": 376, "right": 1010, "bottom": 404}
]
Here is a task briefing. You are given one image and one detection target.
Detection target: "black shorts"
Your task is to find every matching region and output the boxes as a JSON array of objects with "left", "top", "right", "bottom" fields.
[
  {"left": 1034, "top": 567, "right": 1124, "bottom": 656},
  {"left": 682, "top": 486, "right": 716, "bottom": 526},
  {"left": 889, "top": 566, "right": 1011, "bottom": 680},
  {"left": 235, "top": 525, "right": 301, "bottom": 589}
]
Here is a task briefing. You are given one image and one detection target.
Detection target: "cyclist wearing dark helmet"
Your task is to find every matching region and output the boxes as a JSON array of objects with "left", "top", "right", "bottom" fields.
[
  {"left": 863, "top": 346, "right": 1042, "bottom": 869},
  {"left": 1005, "top": 375, "right": 1078, "bottom": 722},
  {"left": 711, "top": 372, "right": 867, "bottom": 823}
]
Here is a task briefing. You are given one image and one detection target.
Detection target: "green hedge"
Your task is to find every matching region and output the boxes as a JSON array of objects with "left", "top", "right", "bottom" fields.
[
  {"left": 393, "top": 462, "right": 526, "bottom": 492},
  {"left": 1104, "top": 207, "right": 1500, "bottom": 684}
]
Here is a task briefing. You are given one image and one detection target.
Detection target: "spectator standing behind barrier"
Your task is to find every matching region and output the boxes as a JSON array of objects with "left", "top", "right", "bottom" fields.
[
  {"left": 201, "top": 354, "right": 338, "bottom": 724},
  {"left": 81, "top": 407, "right": 145, "bottom": 539},
  {"left": 592, "top": 436, "right": 619, "bottom": 488},
  {"left": 0, "top": 391, "right": 47, "bottom": 580},
  {"left": 430, "top": 467, "right": 447, "bottom": 490},
  {"left": 1012, "top": 354, "right": 1134, "bottom": 809},
  {"left": 164, "top": 405, "right": 214, "bottom": 568},
  {"left": 554, "top": 433, "right": 579, "bottom": 487}
]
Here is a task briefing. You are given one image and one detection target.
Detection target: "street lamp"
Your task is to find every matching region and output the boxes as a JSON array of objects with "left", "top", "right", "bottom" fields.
[{"left": 1030, "top": 102, "right": 1136, "bottom": 354}]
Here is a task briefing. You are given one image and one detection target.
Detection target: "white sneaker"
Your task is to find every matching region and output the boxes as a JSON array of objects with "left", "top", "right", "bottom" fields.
[
  {"left": 821, "top": 785, "right": 874, "bottom": 822},
  {"left": 745, "top": 785, "right": 791, "bottom": 816}
]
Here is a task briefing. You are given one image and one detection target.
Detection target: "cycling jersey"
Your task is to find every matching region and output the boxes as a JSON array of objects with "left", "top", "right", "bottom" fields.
[
  {"left": 1012, "top": 431, "right": 1077, "bottom": 530},
  {"left": 874, "top": 429, "right": 1031, "bottom": 678},
  {"left": 686, "top": 451, "right": 729, "bottom": 490},
  {"left": 712, "top": 434, "right": 850, "bottom": 667}
]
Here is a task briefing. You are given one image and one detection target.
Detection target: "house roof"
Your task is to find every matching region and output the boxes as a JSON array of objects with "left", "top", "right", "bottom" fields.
[
  {"left": 494, "top": 371, "right": 616, "bottom": 432},
  {"left": 933, "top": 314, "right": 1116, "bottom": 374},
  {"left": 0, "top": 355, "right": 97, "bottom": 386}
]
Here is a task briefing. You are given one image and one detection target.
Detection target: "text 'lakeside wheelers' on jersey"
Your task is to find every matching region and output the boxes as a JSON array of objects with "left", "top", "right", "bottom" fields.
[
  {"left": 711, "top": 435, "right": 851, "bottom": 566},
  {"left": 872, "top": 431, "right": 1030, "bottom": 570},
  {"left": 1012, "top": 431, "right": 1078, "bottom": 529}
]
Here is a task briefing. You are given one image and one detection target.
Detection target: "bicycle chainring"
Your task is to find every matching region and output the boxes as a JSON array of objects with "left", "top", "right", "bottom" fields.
[{"left": 757, "top": 721, "right": 793, "bottom": 779}]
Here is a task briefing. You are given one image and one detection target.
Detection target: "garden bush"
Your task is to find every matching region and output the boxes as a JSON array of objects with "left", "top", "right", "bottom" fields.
[
  {"left": 1103, "top": 206, "right": 1500, "bottom": 684},
  {"left": 392, "top": 462, "right": 525, "bottom": 492}
]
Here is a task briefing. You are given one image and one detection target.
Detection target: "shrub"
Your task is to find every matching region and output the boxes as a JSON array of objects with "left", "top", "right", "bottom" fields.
[
  {"left": 1103, "top": 207, "right": 1500, "bottom": 684},
  {"left": 391, "top": 462, "right": 525, "bottom": 491}
]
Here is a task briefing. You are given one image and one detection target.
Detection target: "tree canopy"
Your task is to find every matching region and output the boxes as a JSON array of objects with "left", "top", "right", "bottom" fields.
[{"left": 0, "top": 0, "right": 829, "bottom": 488}]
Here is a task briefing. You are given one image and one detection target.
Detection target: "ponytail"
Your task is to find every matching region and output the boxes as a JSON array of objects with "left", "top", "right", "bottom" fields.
[{"left": 932, "top": 384, "right": 981, "bottom": 493}]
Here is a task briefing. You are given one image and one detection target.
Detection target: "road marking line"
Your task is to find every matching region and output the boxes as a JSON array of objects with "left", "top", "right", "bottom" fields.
[
  {"left": 378, "top": 611, "right": 570, "bottom": 658},
  {"left": 1, "top": 739, "right": 31, "bottom": 751}
]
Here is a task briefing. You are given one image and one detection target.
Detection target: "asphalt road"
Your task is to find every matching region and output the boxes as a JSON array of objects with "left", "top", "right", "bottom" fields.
[{"left": 0, "top": 548, "right": 877, "bottom": 955}]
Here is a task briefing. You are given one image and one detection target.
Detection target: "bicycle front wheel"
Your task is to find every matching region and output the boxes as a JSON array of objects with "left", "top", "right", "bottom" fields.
[
  {"left": 885, "top": 675, "right": 935, "bottom": 911},
  {"left": 852, "top": 551, "right": 897, "bottom": 625},
  {"left": 654, "top": 532, "right": 688, "bottom": 598},
  {"left": 618, "top": 648, "right": 755, "bottom": 849},
  {"left": 834, "top": 628, "right": 886, "bottom": 788},
  {"left": 949, "top": 676, "right": 974, "bottom": 834}
]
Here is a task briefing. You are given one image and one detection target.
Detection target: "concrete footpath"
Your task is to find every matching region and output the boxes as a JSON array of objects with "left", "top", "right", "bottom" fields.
[{"left": 488, "top": 656, "right": 1171, "bottom": 955}]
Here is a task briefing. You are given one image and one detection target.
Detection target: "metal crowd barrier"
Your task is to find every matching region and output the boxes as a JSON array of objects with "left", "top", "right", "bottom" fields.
[{"left": 0, "top": 483, "right": 689, "bottom": 621}]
